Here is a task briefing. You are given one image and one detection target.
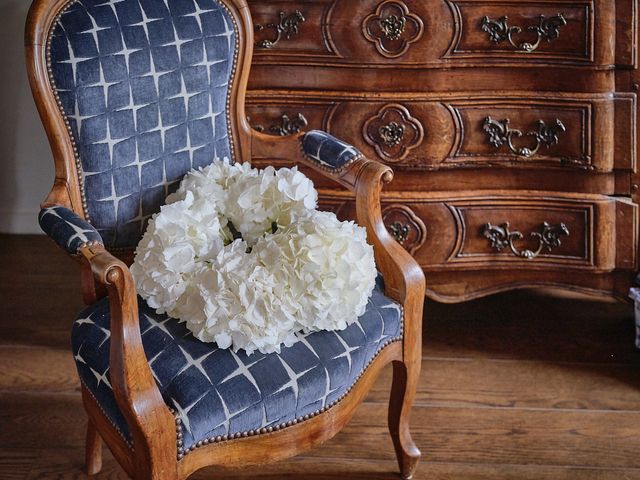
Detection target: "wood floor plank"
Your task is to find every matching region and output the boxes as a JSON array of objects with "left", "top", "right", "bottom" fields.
[
  {"left": 22, "top": 449, "right": 640, "bottom": 480},
  {"left": 0, "top": 449, "right": 38, "bottom": 480},
  {"left": 0, "top": 394, "right": 85, "bottom": 449},
  {"left": 3, "top": 390, "right": 640, "bottom": 469},
  {"left": 26, "top": 448, "right": 126, "bottom": 480},
  {"left": 0, "top": 235, "right": 83, "bottom": 350},
  {"left": 368, "top": 357, "right": 640, "bottom": 411},
  {"left": 313, "top": 404, "right": 640, "bottom": 468},
  {"left": 406, "top": 463, "right": 640, "bottom": 480},
  {"left": 197, "top": 461, "right": 640, "bottom": 480},
  {"left": 0, "top": 346, "right": 78, "bottom": 394},
  {"left": 424, "top": 290, "right": 640, "bottom": 365}
]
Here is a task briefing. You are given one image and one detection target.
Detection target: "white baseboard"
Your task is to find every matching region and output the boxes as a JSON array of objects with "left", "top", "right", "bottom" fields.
[{"left": 0, "top": 208, "right": 43, "bottom": 234}]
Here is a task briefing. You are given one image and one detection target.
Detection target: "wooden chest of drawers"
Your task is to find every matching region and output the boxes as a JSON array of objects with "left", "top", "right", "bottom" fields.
[{"left": 246, "top": 0, "right": 640, "bottom": 302}]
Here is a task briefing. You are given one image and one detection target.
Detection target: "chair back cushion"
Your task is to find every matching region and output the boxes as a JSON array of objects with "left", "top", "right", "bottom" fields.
[{"left": 48, "top": 0, "right": 238, "bottom": 248}]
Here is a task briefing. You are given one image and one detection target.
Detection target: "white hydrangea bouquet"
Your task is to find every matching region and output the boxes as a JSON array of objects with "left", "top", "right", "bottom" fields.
[{"left": 131, "top": 159, "right": 378, "bottom": 355}]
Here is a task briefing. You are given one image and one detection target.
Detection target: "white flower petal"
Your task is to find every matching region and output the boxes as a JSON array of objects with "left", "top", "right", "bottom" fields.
[{"left": 132, "top": 160, "right": 377, "bottom": 354}]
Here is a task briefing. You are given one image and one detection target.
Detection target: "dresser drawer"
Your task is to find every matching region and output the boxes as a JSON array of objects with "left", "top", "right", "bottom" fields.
[
  {"left": 249, "top": 0, "right": 621, "bottom": 68},
  {"left": 445, "top": 1, "right": 597, "bottom": 63},
  {"left": 247, "top": 92, "right": 636, "bottom": 173},
  {"left": 320, "top": 192, "right": 637, "bottom": 272}
]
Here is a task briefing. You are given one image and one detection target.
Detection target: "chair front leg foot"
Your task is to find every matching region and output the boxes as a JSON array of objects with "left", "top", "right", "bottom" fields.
[
  {"left": 85, "top": 420, "right": 103, "bottom": 475},
  {"left": 388, "top": 360, "right": 421, "bottom": 480}
]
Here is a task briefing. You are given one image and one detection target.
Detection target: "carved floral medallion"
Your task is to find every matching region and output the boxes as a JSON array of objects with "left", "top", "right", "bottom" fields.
[
  {"left": 362, "top": 0, "right": 424, "bottom": 58},
  {"left": 363, "top": 104, "right": 424, "bottom": 162},
  {"left": 382, "top": 204, "right": 427, "bottom": 254}
]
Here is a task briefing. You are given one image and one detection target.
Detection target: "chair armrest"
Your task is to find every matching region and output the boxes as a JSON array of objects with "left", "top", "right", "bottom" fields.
[
  {"left": 38, "top": 205, "right": 103, "bottom": 254},
  {"left": 252, "top": 129, "right": 380, "bottom": 192},
  {"left": 78, "top": 243, "right": 176, "bottom": 466},
  {"left": 353, "top": 161, "right": 425, "bottom": 363},
  {"left": 300, "top": 130, "right": 363, "bottom": 172}
]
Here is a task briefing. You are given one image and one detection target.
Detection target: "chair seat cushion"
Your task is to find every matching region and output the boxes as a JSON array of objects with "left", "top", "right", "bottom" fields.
[{"left": 71, "top": 277, "right": 402, "bottom": 452}]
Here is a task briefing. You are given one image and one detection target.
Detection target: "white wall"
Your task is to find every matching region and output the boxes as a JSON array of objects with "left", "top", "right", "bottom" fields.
[{"left": 0, "top": 0, "right": 54, "bottom": 234}]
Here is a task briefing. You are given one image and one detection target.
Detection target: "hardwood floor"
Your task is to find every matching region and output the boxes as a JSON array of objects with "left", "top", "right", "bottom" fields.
[{"left": 1, "top": 234, "right": 639, "bottom": 479}]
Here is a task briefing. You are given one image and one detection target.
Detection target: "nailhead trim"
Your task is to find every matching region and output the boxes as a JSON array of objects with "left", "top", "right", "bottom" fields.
[
  {"left": 75, "top": 239, "right": 105, "bottom": 255},
  {"left": 174, "top": 307, "right": 404, "bottom": 460},
  {"left": 219, "top": 0, "right": 239, "bottom": 165},
  {"left": 80, "top": 379, "right": 134, "bottom": 450},
  {"left": 45, "top": 0, "right": 241, "bottom": 246},
  {"left": 45, "top": 0, "right": 88, "bottom": 220}
]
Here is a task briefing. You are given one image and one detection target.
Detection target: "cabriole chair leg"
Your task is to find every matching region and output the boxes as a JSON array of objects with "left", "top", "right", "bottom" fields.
[
  {"left": 84, "top": 420, "right": 103, "bottom": 475},
  {"left": 388, "top": 360, "right": 421, "bottom": 480}
]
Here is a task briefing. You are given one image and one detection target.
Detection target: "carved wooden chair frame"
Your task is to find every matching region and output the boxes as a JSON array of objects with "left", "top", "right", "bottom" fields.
[{"left": 25, "top": 0, "right": 425, "bottom": 478}]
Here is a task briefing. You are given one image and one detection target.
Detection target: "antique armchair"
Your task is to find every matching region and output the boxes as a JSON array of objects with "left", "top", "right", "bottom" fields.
[{"left": 25, "top": 0, "right": 425, "bottom": 478}]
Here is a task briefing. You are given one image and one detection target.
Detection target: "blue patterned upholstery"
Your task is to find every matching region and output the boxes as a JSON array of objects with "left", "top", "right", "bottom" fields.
[
  {"left": 72, "top": 277, "right": 402, "bottom": 454},
  {"left": 48, "top": 0, "right": 238, "bottom": 248},
  {"left": 39, "top": 205, "right": 104, "bottom": 254},
  {"left": 302, "top": 131, "right": 362, "bottom": 171}
]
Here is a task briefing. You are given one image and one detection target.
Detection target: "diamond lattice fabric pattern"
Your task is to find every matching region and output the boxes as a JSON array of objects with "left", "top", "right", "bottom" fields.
[
  {"left": 49, "top": 0, "right": 237, "bottom": 248},
  {"left": 71, "top": 276, "right": 402, "bottom": 452}
]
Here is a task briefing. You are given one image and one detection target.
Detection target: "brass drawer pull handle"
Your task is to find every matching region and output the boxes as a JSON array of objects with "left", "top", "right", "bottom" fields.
[
  {"left": 483, "top": 222, "right": 570, "bottom": 260},
  {"left": 270, "top": 113, "right": 308, "bottom": 136},
  {"left": 483, "top": 117, "right": 565, "bottom": 158},
  {"left": 480, "top": 14, "right": 567, "bottom": 53},
  {"left": 248, "top": 113, "right": 308, "bottom": 136},
  {"left": 387, "top": 221, "right": 411, "bottom": 244},
  {"left": 254, "top": 10, "right": 306, "bottom": 49}
]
